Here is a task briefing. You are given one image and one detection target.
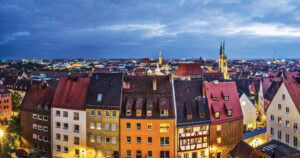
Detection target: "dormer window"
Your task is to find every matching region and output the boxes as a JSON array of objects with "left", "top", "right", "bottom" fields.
[
  {"left": 147, "top": 110, "right": 152, "bottom": 117},
  {"left": 136, "top": 110, "right": 142, "bottom": 117},
  {"left": 214, "top": 112, "right": 220, "bottom": 118},
  {"left": 126, "top": 109, "right": 131, "bottom": 116},
  {"left": 160, "top": 110, "right": 169, "bottom": 116},
  {"left": 227, "top": 109, "right": 232, "bottom": 116},
  {"left": 199, "top": 112, "right": 205, "bottom": 118},
  {"left": 97, "top": 94, "right": 102, "bottom": 102},
  {"left": 187, "top": 114, "right": 192, "bottom": 120},
  {"left": 224, "top": 96, "right": 229, "bottom": 101},
  {"left": 212, "top": 97, "right": 216, "bottom": 101},
  {"left": 38, "top": 104, "right": 42, "bottom": 109},
  {"left": 225, "top": 103, "right": 232, "bottom": 117},
  {"left": 212, "top": 103, "right": 220, "bottom": 119}
]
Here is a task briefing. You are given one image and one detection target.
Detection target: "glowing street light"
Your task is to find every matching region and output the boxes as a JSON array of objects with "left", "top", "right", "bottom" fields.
[{"left": 0, "top": 130, "right": 4, "bottom": 137}]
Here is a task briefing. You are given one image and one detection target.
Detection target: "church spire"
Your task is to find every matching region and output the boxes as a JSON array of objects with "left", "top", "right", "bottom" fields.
[
  {"left": 159, "top": 51, "right": 162, "bottom": 65},
  {"left": 219, "top": 42, "right": 223, "bottom": 55}
]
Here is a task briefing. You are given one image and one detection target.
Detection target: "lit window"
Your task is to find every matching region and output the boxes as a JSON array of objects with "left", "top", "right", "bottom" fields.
[
  {"left": 198, "top": 137, "right": 202, "bottom": 143},
  {"left": 136, "top": 110, "right": 142, "bottom": 117},
  {"left": 97, "top": 94, "right": 102, "bottom": 102},
  {"left": 147, "top": 110, "right": 152, "bottom": 116},
  {"left": 160, "top": 123, "right": 170, "bottom": 132},
  {"left": 217, "top": 137, "right": 221, "bottom": 144},
  {"left": 147, "top": 123, "right": 152, "bottom": 130},
  {"left": 97, "top": 123, "right": 101, "bottom": 130},
  {"left": 126, "top": 109, "right": 131, "bottom": 116},
  {"left": 217, "top": 125, "right": 221, "bottom": 132},
  {"left": 224, "top": 96, "right": 229, "bottom": 101},
  {"left": 90, "top": 122, "right": 95, "bottom": 129},
  {"left": 160, "top": 110, "right": 169, "bottom": 116},
  {"left": 227, "top": 110, "right": 232, "bottom": 117},
  {"left": 215, "top": 112, "right": 220, "bottom": 118},
  {"left": 286, "top": 120, "right": 290, "bottom": 127},
  {"left": 90, "top": 135, "right": 95, "bottom": 143}
]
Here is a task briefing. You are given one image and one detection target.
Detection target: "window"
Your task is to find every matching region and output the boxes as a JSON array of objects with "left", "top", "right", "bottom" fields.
[
  {"left": 97, "top": 94, "right": 102, "bottom": 102},
  {"left": 43, "top": 126, "right": 48, "bottom": 132},
  {"left": 282, "top": 94, "right": 285, "bottom": 101},
  {"left": 278, "top": 117, "right": 282, "bottom": 123},
  {"left": 97, "top": 150, "right": 102, "bottom": 157},
  {"left": 286, "top": 120, "right": 290, "bottom": 127},
  {"left": 286, "top": 134, "right": 290, "bottom": 144},
  {"left": 187, "top": 114, "right": 192, "bottom": 120},
  {"left": 148, "top": 151, "right": 152, "bottom": 158},
  {"left": 127, "top": 123, "right": 131, "bottom": 129},
  {"left": 227, "top": 109, "right": 232, "bottom": 117},
  {"left": 44, "top": 136, "right": 48, "bottom": 142},
  {"left": 278, "top": 130, "right": 282, "bottom": 140},
  {"left": 56, "top": 122, "right": 61, "bottom": 128},
  {"left": 97, "top": 111, "right": 101, "bottom": 117},
  {"left": 160, "top": 151, "right": 170, "bottom": 158},
  {"left": 63, "top": 135, "right": 68, "bottom": 141},
  {"left": 136, "top": 151, "right": 142, "bottom": 158},
  {"left": 33, "top": 134, "right": 37, "bottom": 139},
  {"left": 224, "top": 96, "right": 229, "bottom": 101},
  {"left": 160, "top": 137, "right": 170, "bottom": 146},
  {"left": 97, "top": 123, "right": 101, "bottom": 130},
  {"left": 160, "top": 110, "right": 169, "bottom": 116},
  {"left": 160, "top": 123, "right": 170, "bottom": 132},
  {"left": 90, "top": 122, "right": 95, "bottom": 129},
  {"left": 200, "top": 112, "right": 205, "bottom": 118},
  {"left": 147, "top": 123, "right": 152, "bottom": 130},
  {"left": 212, "top": 97, "right": 216, "bottom": 101},
  {"left": 294, "top": 136, "right": 298, "bottom": 148},
  {"left": 190, "top": 138, "right": 195, "bottom": 144},
  {"left": 56, "top": 145, "right": 61, "bottom": 151},
  {"left": 136, "top": 110, "right": 142, "bottom": 117},
  {"left": 75, "top": 149, "right": 79, "bottom": 156},
  {"left": 126, "top": 109, "right": 131, "bottom": 116},
  {"left": 64, "top": 147, "right": 68, "bottom": 153},
  {"left": 270, "top": 127, "right": 274, "bottom": 136},
  {"left": 38, "top": 104, "right": 42, "bottom": 109},
  {"left": 74, "top": 137, "right": 79, "bottom": 145},
  {"left": 271, "top": 114, "right": 274, "bottom": 121},
  {"left": 278, "top": 104, "right": 281, "bottom": 110},
  {"left": 45, "top": 106, "right": 48, "bottom": 110},
  {"left": 56, "top": 133, "right": 61, "bottom": 140},
  {"left": 147, "top": 110, "right": 152, "bottom": 116},
  {"left": 63, "top": 111, "right": 68, "bottom": 117},
  {"left": 112, "top": 137, "right": 117, "bottom": 144},
  {"left": 105, "top": 111, "right": 110, "bottom": 117},
  {"left": 294, "top": 123, "right": 298, "bottom": 130},
  {"left": 127, "top": 136, "right": 131, "bottom": 144},
  {"left": 217, "top": 137, "right": 221, "bottom": 144},
  {"left": 137, "top": 123, "right": 141, "bottom": 130},
  {"left": 74, "top": 125, "right": 79, "bottom": 132},
  {"left": 90, "top": 110, "right": 95, "bottom": 116},
  {"left": 112, "top": 124, "right": 117, "bottom": 131},
  {"left": 56, "top": 110, "right": 60, "bottom": 116},
  {"left": 90, "top": 135, "right": 95, "bottom": 143},
  {"left": 32, "top": 113, "right": 37, "bottom": 119},
  {"left": 137, "top": 137, "right": 141, "bottom": 144},
  {"left": 74, "top": 112, "right": 79, "bottom": 120},
  {"left": 38, "top": 115, "right": 43, "bottom": 120},
  {"left": 148, "top": 137, "right": 152, "bottom": 144},
  {"left": 33, "top": 124, "right": 37, "bottom": 129},
  {"left": 112, "top": 111, "right": 117, "bottom": 117},
  {"left": 105, "top": 123, "right": 110, "bottom": 131},
  {"left": 43, "top": 116, "right": 48, "bottom": 121},
  {"left": 215, "top": 112, "right": 220, "bottom": 118},
  {"left": 97, "top": 136, "right": 101, "bottom": 144},
  {"left": 286, "top": 107, "right": 290, "bottom": 113},
  {"left": 217, "top": 125, "right": 221, "bottom": 132},
  {"left": 63, "top": 123, "right": 68, "bottom": 129},
  {"left": 105, "top": 137, "right": 110, "bottom": 144},
  {"left": 126, "top": 150, "right": 131, "bottom": 158}
]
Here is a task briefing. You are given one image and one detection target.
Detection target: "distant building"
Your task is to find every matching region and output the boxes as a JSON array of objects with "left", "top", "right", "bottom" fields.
[
  {"left": 174, "top": 63, "right": 203, "bottom": 80},
  {"left": 218, "top": 41, "right": 229, "bottom": 80},
  {"left": 174, "top": 80, "right": 210, "bottom": 158},
  {"left": 120, "top": 75, "right": 175, "bottom": 158},
  {"left": 0, "top": 85, "right": 12, "bottom": 121},
  {"left": 202, "top": 70, "right": 223, "bottom": 81},
  {"left": 230, "top": 140, "right": 268, "bottom": 158},
  {"left": 51, "top": 77, "right": 90, "bottom": 157},
  {"left": 85, "top": 73, "right": 123, "bottom": 158}
]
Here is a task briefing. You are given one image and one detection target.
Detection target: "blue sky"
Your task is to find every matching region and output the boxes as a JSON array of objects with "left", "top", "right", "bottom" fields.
[{"left": 1, "top": 0, "right": 300, "bottom": 60}]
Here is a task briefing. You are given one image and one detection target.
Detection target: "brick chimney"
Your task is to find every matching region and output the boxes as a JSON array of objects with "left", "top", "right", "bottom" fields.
[{"left": 153, "top": 77, "right": 157, "bottom": 91}]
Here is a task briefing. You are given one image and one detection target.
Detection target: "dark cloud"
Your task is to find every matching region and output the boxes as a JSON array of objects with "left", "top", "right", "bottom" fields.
[{"left": 1, "top": 0, "right": 300, "bottom": 59}]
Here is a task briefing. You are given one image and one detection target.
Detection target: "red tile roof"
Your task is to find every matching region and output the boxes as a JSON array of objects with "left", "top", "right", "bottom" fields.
[
  {"left": 52, "top": 77, "right": 91, "bottom": 110},
  {"left": 21, "top": 85, "right": 56, "bottom": 111},
  {"left": 205, "top": 81, "right": 243, "bottom": 124},
  {"left": 284, "top": 78, "right": 300, "bottom": 113},
  {"left": 262, "top": 77, "right": 282, "bottom": 95},
  {"left": 175, "top": 63, "right": 203, "bottom": 76},
  {"left": 230, "top": 140, "right": 268, "bottom": 158}
]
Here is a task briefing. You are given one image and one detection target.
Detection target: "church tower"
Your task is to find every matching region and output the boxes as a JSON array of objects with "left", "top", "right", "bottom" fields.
[
  {"left": 219, "top": 41, "right": 229, "bottom": 80},
  {"left": 159, "top": 51, "right": 162, "bottom": 65}
]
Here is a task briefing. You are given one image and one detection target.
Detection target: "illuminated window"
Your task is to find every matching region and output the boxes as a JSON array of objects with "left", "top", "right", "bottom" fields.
[
  {"left": 217, "top": 125, "right": 221, "bottom": 132},
  {"left": 90, "top": 135, "right": 95, "bottom": 143},
  {"left": 97, "top": 123, "right": 101, "bottom": 130},
  {"left": 97, "top": 94, "right": 102, "bottom": 102},
  {"left": 217, "top": 137, "right": 221, "bottom": 144},
  {"left": 286, "top": 120, "right": 290, "bottom": 127},
  {"left": 160, "top": 110, "right": 169, "bottom": 116},
  {"left": 227, "top": 109, "right": 232, "bottom": 117},
  {"left": 215, "top": 112, "right": 220, "bottom": 118},
  {"left": 198, "top": 137, "right": 202, "bottom": 143},
  {"left": 203, "top": 137, "right": 207, "bottom": 143},
  {"left": 147, "top": 110, "right": 152, "bottom": 117},
  {"left": 126, "top": 109, "right": 131, "bottom": 116},
  {"left": 90, "top": 122, "right": 95, "bottom": 129},
  {"left": 147, "top": 123, "right": 152, "bottom": 130},
  {"left": 160, "top": 123, "right": 170, "bottom": 132},
  {"left": 278, "top": 117, "right": 282, "bottom": 123},
  {"left": 190, "top": 138, "right": 195, "bottom": 144},
  {"left": 136, "top": 110, "right": 142, "bottom": 117},
  {"left": 224, "top": 96, "right": 229, "bottom": 101}
]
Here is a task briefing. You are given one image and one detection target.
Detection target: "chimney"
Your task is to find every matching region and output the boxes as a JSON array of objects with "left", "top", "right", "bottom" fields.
[
  {"left": 123, "top": 81, "right": 130, "bottom": 89},
  {"left": 202, "top": 81, "right": 206, "bottom": 98},
  {"left": 153, "top": 77, "right": 157, "bottom": 91},
  {"left": 169, "top": 75, "right": 172, "bottom": 84}
]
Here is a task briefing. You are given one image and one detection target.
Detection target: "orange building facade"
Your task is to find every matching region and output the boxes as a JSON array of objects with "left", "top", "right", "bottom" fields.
[
  {"left": 0, "top": 85, "right": 12, "bottom": 121},
  {"left": 120, "top": 118, "right": 175, "bottom": 158}
]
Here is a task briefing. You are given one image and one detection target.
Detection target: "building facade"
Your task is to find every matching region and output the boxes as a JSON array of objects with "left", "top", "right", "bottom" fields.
[
  {"left": 51, "top": 77, "right": 90, "bottom": 158},
  {"left": 174, "top": 80, "right": 210, "bottom": 158},
  {"left": 0, "top": 85, "right": 12, "bottom": 121},
  {"left": 239, "top": 93, "right": 257, "bottom": 131},
  {"left": 85, "top": 73, "right": 123, "bottom": 158},
  {"left": 205, "top": 81, "right": 243, "bottom": 158},
  {"left": 267, "top": 78, "right": 300, "bottom": 150},
  {"left": 120, "top": 75, "right": 176, "bottom": 158}
]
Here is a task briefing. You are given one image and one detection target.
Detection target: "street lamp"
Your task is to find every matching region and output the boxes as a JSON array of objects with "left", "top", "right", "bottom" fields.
[{"left": 0, "top": 130, "right": 4, "bottom": 137}]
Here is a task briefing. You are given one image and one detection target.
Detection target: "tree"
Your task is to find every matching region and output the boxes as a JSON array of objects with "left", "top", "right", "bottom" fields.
[{"left": 11, "top": 92, "right": 22, "bottom": 116}]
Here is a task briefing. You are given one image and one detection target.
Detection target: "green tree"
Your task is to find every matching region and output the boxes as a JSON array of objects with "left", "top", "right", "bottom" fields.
[{"left": 11, "top": 92, "right": 22, "bottom": 116}]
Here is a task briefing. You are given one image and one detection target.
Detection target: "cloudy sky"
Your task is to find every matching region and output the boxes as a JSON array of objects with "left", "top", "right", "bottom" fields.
[{"left": 1, "top": 0, "right": 300, "bottom": 60}]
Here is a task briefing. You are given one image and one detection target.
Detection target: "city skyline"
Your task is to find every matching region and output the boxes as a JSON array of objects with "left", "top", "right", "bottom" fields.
[{"left": 2, "top": 0, "right": 300, "bottom": 60}]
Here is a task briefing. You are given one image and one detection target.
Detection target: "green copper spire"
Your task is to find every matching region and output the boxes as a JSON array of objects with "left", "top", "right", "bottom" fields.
[
  {"left": 222, "top": 40, "right": 226, "bottom": 55},
  {"left": 219, "top": 42, "right": 223, "bottom": 55}
]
